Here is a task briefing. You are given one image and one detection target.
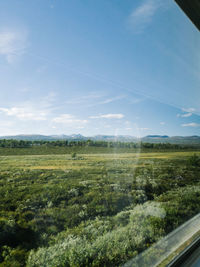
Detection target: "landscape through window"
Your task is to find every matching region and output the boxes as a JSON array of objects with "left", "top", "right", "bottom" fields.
[{"left": 0, "top": 1, "right": 200, "bottom": 266}]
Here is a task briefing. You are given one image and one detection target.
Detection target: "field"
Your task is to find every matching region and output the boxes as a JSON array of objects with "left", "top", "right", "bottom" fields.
[{"left": 0, "top": 148, "right": 200, "bottom": 266}]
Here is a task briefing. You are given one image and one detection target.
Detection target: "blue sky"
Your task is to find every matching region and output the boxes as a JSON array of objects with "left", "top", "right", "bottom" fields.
[{"left": 0, "top": 0, "right": 199, "bottom": 137}]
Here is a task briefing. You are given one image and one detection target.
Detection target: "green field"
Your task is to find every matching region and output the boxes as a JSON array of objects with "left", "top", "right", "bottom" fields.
[{"left": 0, "top": 149, "right": 200, "bottom": 266}]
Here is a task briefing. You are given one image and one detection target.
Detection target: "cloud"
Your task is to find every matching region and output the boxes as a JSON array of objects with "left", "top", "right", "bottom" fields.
[
  {"left": 182, "top": 107, "right": 196, "bottom": 113},
  {"left": 160, "top": 122, "right": 165, "bottom": 125},
  {"left": 0, "top": 93, "right": 56, "bottom": 121},
  {"left": 129, "top": 97, "right": 144, "bottom": 104},
  {"left": 90, "top": 113, "right": 124, "bottom": 119},
  {"left": 181, "top": 123, "right": 200, "bottom": 127},
  {"left": 65, "top": 93, "right": 102, "bottom": 105},
  {"left": 41, "top": 92, "right": 57, "bottom": 108},
  {"left": 65, "top": 94, "right": 124, "bottom": 108},
  {"left": 0, "top": 106, "right": 47, "bottom": 121},
  {"left": 128, "top": 0, "right": 161, "bottom": 32},
  {"left": 177, "top": 107, "right": 195, "bottom": 118},
  {"left": 52, "top": 114, "right": 88, "bottom": 124},
  {"left": 137, "top": 127, "right": 150, "bottom": 131},
  {"left": 177, "top": 113, "right": 192, "bottom": 118},
  {"left": 0, "top": 29, "right": 28, "bottom": 63},
  {"left": 99, "top": 95, "right": 125, "bottom": 105}
]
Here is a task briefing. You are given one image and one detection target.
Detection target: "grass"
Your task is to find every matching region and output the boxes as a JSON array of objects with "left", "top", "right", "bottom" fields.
[
  {"left": 0, "top": 148, "right": 200, "bottom": 266},
  {"left": 1, "top": 151, "right": 199, "bottom": 170}
]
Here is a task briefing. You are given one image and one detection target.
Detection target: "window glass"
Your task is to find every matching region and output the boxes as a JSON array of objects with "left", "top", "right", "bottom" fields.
[{"left": 0, "top": 1, "right": 199, "bottom": 266}]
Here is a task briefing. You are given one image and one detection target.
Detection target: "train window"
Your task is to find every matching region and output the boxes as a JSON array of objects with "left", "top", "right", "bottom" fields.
[{"left": 0, "top": 1, "right": 199, "bottom": 266}]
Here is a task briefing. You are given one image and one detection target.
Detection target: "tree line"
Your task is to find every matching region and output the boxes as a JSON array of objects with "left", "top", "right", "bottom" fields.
[{"left": 0, "top": 139, "right": 198, "bottom": 150}]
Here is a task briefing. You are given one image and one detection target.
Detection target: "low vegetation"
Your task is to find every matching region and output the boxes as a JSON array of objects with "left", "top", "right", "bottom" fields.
[{"left": 0, "top": 142, "right": 200, "bottom": 266}]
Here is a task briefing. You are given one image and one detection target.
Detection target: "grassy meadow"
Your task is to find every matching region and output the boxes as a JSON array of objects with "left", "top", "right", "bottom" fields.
[{"left": 0, "top": 148, "right": 200, "bottom": 266}]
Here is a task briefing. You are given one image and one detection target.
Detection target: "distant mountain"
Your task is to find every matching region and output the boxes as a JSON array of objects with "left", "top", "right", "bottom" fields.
[
  {"left": 0, "top": 135, "right": 53, "bottom": 141},
  {"left": 0, "top": 134, "right": 87, "bottom": 141},
  {"left": 91, "top": 135, "right": 138, "bottom": 142},
  {"left": 0, "top": 134, "right": 200, "bottom": 145},
  {"left": 142, "top": 135, "right": 200, "bottom": 144},
  {"left": 146, "top": 135, "right": 169, "bottom": 138}
]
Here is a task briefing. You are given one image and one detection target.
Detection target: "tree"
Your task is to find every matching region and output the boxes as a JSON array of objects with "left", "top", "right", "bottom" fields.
[{"left": 71, "top": 152, "right": 77, "bottom": 160}]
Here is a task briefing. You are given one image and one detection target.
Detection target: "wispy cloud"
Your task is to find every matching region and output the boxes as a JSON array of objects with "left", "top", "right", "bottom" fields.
[
  {"left": 41, "top": 92, "right": 57, "bottom": 108},
  {"left": 65, "top": 94, "right": 125, "bottom": 108},
  {"left": 0, "top": 106, "right": 47, "bottom": 121},
  {"left": 177, "top": 113, "right": 192, "bottom": 118},
  {"left": 128, "top": 0, "right": 162, "bottom": 33},
  {"left": 182, "top": 107, "right": 196, "bottom": 113},
  {"left": 160, "top": 122, "right": 165, "bottom": 125},
  {"left": 177, "top": 107, "right": 195, "bottom": 118},
  {"left": 129, "top": 97, "right": 144, "bottom": 104},
  {"left": 137, "top": 127, "right": 150, "bottom": 131},
  {"left": 90, "top": 113, "right": 124, "bottom": 119},
  {"left": 98, "top": 95, "right": 125, "bottom": 105},
  {"left": 65, "top": 93, "right": 102, "bottom": 105},
  {"left": 52, "top": 114, "right": 88, "bottom": 124},
  {"left": 181, "top": 123, "right": 200, "bottom": 127},
  {"left": 0, "top": 93, "right": 56, "bottom": 121},
  {"left": 0, "top": 29, "right": 28, "bottom": 63}
]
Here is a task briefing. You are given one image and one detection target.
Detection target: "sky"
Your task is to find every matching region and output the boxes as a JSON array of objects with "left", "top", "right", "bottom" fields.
[{"left": 0, "top": 0, "right": 199, "bottom": 137}]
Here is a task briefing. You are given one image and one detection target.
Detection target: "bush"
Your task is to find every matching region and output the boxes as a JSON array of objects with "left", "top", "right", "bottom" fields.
[
  {"left": 71, "top": 152, "right": 77, "bottom": 160},
  {"left": 188, "top": 154, "right": 200, "bottom": 167}
]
